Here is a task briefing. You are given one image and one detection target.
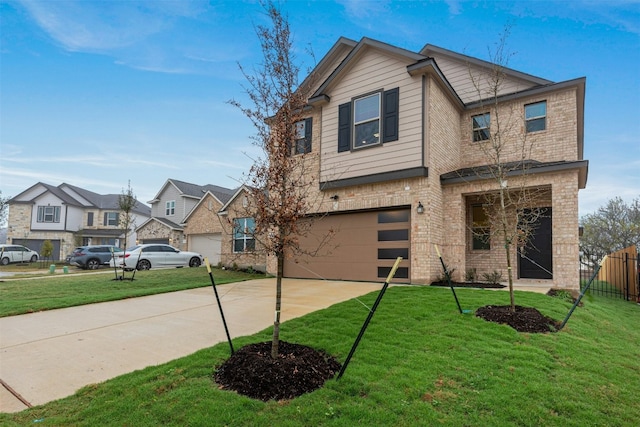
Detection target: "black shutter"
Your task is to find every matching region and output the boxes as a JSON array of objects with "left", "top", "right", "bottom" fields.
[
  {"left": 382, "top": 87, "right": 399, "bottom": 143},
  {"left": 103, "top": 213, "right": 108, "bottom": 226},
  {"left": 304, "top": 117, "right": 312, "bottom": 153},
  {"left": 338, "top": 102, "right": 351, "bottom": 152}
]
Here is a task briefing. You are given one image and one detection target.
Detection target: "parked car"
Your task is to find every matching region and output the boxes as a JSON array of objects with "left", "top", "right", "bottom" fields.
[
  {"left": 109, "top": 244, "right": 204, "bottom": 271},
  {"left": 0, "top": 244, "right": 39, "bottom": 265},
  {"left": 67, "top": 245, "right": 123, "bottom": 270}
]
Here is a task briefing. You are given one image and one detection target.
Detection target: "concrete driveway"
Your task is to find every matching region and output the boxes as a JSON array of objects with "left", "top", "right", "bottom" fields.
[{"left": 0, "top": 278, "right": 380, "bottom": 413}]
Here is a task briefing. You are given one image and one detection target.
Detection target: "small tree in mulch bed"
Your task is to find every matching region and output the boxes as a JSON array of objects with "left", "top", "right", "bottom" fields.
[{"left": 216, "top": 1, "right": 335, "bottom": 400}]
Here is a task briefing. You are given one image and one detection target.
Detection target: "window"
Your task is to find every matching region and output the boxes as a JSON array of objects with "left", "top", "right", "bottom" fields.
[
  {"left": 233, "top": 218, "right": 255, "bottom": 253},
  {"left": 472, "top": 113, "right": 490, "bottom": 142},
  {"left": 104, "top": 212, "right": 119, "bottom": 226},
  {"left": 292, "top": 118, "right": 312, "bottom": 155},
  {"left": 338, "top": 87, "right": 399, "bottom": 152},
  {"left": 472, "top": 205, "right": 490, "bottom": 250},
  {"left": 353, "top": 93, "right": 381, "bottom": 149},
  {"left": 525, "top": 101, "right": 546, "bottom": 132},
  {"left": 87, "top": 212, "right": 94, "bottom": 226},
  {"left": 166, "top": 200, "right": 175, "bottom": 216},
  {"left": 37, "top": 206, "right": 61, "bottom": 223}
]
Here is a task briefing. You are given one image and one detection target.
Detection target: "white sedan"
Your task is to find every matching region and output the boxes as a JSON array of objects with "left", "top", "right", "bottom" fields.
[{"left": 109, "top": 244, "right": 204, "bottom": 271}]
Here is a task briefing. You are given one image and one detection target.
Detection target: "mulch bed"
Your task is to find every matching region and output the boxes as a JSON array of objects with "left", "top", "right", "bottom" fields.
[
  {"left": 476, "top": 305, "right": 560, "bottom": 333},
  {"left": 214, "top": 341, "right": 341, "bottom": 401},
  {"left": 430, "top": 281, "right": 506, "bottom": 289}
]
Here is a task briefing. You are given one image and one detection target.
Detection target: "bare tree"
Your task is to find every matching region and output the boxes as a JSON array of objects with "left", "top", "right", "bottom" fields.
[
  {"left": 229, "top": 1, "right": 326, "bottom": 358},
  {"left": 0, "top": 190, "right": 9, "bottom": 227},
  {"left": 467, "top": 26, "right": 548, "bottom": 311}
]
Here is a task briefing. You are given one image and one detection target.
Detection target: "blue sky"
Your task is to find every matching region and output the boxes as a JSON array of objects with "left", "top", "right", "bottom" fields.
[{"left": 1, "top": 0, "right": 638, "bottom": 217}]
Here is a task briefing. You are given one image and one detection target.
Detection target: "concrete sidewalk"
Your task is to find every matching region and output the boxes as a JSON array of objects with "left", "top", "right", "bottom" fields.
[{"left": 0, "top": 278, "right": 380, "bottom": 413}]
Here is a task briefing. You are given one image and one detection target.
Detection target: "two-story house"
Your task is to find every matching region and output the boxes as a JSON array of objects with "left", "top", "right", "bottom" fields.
[
  {"left": 137, "top": 179, "right": 235, "bottom": 263},
  {"left": 272, "top": 37, "right": 586, "bottom": 289},
  {"left": 6, "top": 182, "right": 151, "bottom": 260}
]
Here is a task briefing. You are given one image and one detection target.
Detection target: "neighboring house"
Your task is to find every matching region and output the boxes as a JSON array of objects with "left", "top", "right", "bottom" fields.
[
  {"left": 217, "top": 185, "right": 267, "bottom": 272},
  {"left": 137, "top": 179, "right": 235, "bottom": 263},
  {"left": 6, "top": 182, "right": 151, "bottom": 260},
  {"left": 271, "top": 37, "right": 586, "bottom": 289}
]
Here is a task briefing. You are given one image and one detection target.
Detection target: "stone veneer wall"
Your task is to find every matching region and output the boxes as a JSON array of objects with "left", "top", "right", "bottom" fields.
[{"left": 7, "top": 204, "right": 76, "bottom": 258}]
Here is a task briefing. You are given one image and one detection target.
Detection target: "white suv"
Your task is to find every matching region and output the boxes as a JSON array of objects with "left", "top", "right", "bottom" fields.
[{"left": 0, "top": 244, "right": 40, "bottom": 265}]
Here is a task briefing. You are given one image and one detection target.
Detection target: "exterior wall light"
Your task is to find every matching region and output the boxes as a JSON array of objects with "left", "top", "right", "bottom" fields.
[{"left": 417, "top": 201, "right": 425, "bottom": 214}]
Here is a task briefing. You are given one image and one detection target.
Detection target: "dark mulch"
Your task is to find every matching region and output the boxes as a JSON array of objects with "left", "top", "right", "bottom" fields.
[
  {"left": 214, "top": 341, "right": 341, "bottom": 401},
  {"left": 430, "top": 281, "right": 506, "bottom": 289},
  {"left": 476, "top": 305, "right": 560, "bottom": 333}
]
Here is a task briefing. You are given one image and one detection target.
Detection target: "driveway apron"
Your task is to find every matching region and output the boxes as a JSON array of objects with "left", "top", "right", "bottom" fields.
[{"left": 0, "top": 278, "right": 379, "bottom": 413}]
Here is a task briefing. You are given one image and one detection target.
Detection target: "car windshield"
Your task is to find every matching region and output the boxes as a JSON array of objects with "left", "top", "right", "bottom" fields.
[{"left": 126, "top": 245, "right": 141, "bottom": 252}]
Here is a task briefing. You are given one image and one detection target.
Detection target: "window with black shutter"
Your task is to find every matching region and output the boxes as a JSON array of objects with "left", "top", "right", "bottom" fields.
[{"left": 337, "top": 87, "right": 399, "bottom": 152}]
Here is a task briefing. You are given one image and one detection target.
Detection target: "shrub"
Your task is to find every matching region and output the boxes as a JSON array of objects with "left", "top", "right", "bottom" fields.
[
  {"left": 465, "top": 268, "right": 478, "bottom": 282},
  {"left": 482, "top": 270, "right": 503, "bottom": 285}
]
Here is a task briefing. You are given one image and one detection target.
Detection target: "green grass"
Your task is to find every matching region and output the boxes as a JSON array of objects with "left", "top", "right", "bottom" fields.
[
  {"left": 0, "top": 267, "right": 265, "bottom": 317},
  {"left": 1, "top": 286, "right": 638, "bottom": 426}
]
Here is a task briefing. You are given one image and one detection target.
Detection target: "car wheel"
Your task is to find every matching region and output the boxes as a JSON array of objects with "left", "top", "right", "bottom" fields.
[
  {"left": 189, "top": 257, "right": 201, "bottom": 268},
  {"left": 1, "top": 257, "right": 9, "bottom": 266},
  {"left": 86, "top": 259, "right": 100, "bottom": 270},
  {"left": 30, "top": 255, "right": 38, "bottom": 263},
  {"left": 137, "top": 259, "right": 151, "bottom": 270}
]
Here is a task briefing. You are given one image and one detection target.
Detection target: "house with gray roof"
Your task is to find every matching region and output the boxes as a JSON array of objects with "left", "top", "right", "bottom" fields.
[
  {"left": 6, "top": 182, "right": 151, "bottom": 260},
  {"left": 136, "top": 179, "right": 235, "bottom": 263}
]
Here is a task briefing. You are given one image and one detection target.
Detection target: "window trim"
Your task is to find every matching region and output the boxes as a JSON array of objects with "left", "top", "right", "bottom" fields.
[
  {"left": 292, "top": 117, "right": 312, "bottom": 155},
  {"left": 352, "top": 91, "right": 382, "bottom": 150},
  {"left": 233, "top": 217, "right": 256, "bottom": 253},
  {"left": 525, "top": 101, "right": 546, "bottom": 133},
  {"left": 165, "top": 200, "right": 175, "bottom": 216},
  {"left": 37, "top": 206, "right": 61, "bottom": 223},
  {"left": 472, "top": 112, "right": 490, "bottom": 142},
  {"left": 104, "top": 212, "right": 119, "bottom": 227}
]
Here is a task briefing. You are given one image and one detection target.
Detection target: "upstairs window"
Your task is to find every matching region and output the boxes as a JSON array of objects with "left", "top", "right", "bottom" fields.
[
  {"left": 87, "top": 212, "right": 94, "bottom": 226},
  {"left": 233, "top": 217, "right": 255, "bottom": 253},
  {"left": 104, "top": 212, "right": 119, "bottom": 226},
  {"left": 37, "top": 206, "right": 61, "bottom": 223},
  {"left": 292, "top": 118, "right": 313, "bottom": 155},
  {"left": 353, "top": 93, "right": 381, "bottom": 149},
  {"left": 165, "top": 200, "right": 175, "bottom": 216},
  {"left": 525, "top": 101, "right": 546, "bottom": 133},
  {"left": 471, "top": 205, "right": 490, "bottom": 250},
  {"left": 472, "top": 113, "right": 490, "bottom": 142},
  {"left": 338, "top": 87, "right": 399, "bottom": 152}
]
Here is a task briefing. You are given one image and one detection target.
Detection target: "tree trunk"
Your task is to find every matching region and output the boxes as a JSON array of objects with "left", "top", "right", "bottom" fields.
[
  {"left": 271, "top": 251, "right": 284, "bottom": 359},
  {"left": 499, "top": 185, "right": 516, "bottom": 312}
]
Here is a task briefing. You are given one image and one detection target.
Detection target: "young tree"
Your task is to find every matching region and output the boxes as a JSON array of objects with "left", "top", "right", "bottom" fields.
[
  {"left": 229, "top": 1, "right": 322, "bottom": 359},
  {"left": 118, "top": 181, "right": 137, "bottom": 254},
  {"left": 580, "top": 195, "right": 640, "bottom": 258},
  {"left": 41, "top": 239, "right": 54, "bottom": 264},
  {"left": 467, "top": 26, "right": 548, "bottom": 311}
]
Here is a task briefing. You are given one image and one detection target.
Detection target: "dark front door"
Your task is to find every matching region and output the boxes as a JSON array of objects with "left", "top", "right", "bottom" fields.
[{"left": 518, "top": 208, "right": 553, "bottom": 279}]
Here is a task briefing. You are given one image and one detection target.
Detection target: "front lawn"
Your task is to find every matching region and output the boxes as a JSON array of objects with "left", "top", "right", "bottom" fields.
[
  {"left": 1, "top": 287, "right": 638, "bottom": 426},
  {"left": 0, "top": 267, "right": 264, "bottom": 317}
]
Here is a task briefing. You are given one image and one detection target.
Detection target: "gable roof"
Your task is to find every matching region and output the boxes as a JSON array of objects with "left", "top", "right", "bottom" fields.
[
  {"left": 8, "top": 182, "right": 150, "bottom": 215},
  {"left": 182, "top": 189, "right": 237, "bottom": 223},
  {"left": 309, "top": 37, "right": 427, "bottom": 104},
  {"left": 148, "top": 178, "right": 235, "bottom": 204},
  {"left": 136, "top": 216, "right": 183, "bottom": 232},
  {"left": 308, "top": 37, "right": 571, "bottom": 111}
]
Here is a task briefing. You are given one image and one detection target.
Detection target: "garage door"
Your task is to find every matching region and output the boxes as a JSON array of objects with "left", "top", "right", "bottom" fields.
[
  {"left": 284, "top": 208, "right": 411, "bottom": 283},
  {"left": 20, "top": 239, "right": 61, "bottom": 261},
  {"left": 190, "top": 234, "right": 222, "bottom": 266}
]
